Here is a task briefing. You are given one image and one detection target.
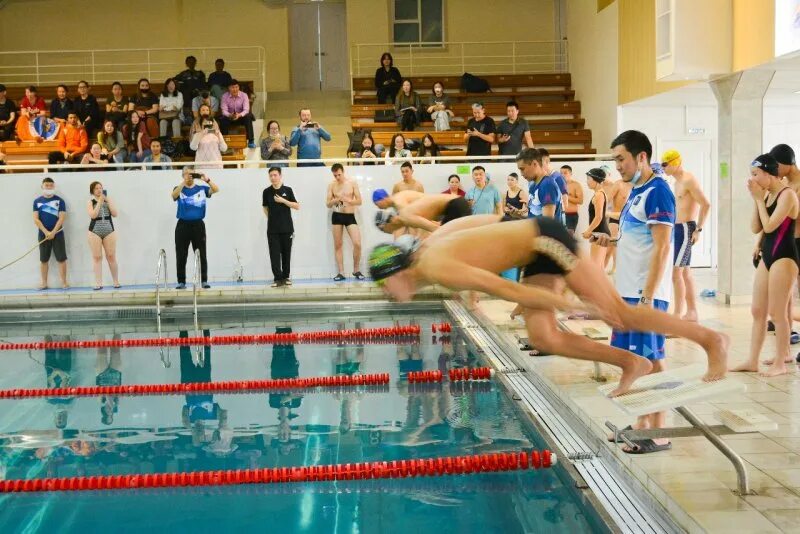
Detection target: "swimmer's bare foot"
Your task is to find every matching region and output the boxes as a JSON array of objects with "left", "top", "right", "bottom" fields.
[
  {"left": 703, "top": 332, "right": 729, "bottom": 381},
  {"left": 760, "top": 366, "right": 791, "bottom": 378},
  {"left": 608, "top": 358, "right": 652, "bottom": 397},
  {"left": 730, "top": 361, "right": 759, "bottom": 373},
  {"left": 762, "top": 357, "right": 795, "bottom": 365},
  {"left": 682, "top": 311, "right": 698, "bottom": 322}
]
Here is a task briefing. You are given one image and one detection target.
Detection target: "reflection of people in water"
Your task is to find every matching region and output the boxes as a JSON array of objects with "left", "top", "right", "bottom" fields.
[
  {"left": 44, "top": 334, "right": 74, "bottom": 430},
  {"left": 333, "top": 321, "right": 366, "bottom": 435},
  {"left": 269, "top": 326, "right": 303, "bottom": 455},
  {"left": 178, "top": 330, "right": 229, "bottom": 450},
  {"left": 95, "top": 334, "right": 122, "bottom": 425}
]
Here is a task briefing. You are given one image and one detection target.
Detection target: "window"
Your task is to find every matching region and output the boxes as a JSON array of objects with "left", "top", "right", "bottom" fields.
[{"left": 393, "top": 0, "right": 443, "bottom": 45}]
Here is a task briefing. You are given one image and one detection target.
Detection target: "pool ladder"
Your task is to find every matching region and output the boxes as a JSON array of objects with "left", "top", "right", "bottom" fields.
[{"left": 155, "top": 249, "right": 170, "bottom": 368}]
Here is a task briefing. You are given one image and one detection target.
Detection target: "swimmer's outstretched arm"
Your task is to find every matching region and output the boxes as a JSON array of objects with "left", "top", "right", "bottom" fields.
[
  {"left": 397, "top": 213, "right": 440, "bottom": 233},
  {"left": 433, "top": 263, "right": 580, "bottom": 312}
]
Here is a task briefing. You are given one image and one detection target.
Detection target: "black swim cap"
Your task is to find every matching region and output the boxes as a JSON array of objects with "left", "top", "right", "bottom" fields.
[
  {"left": 752, "top": 154, "right": 780, "bottom": 177},
  {"left": 769, "top": 144, "right": 796, "bottom": 166},
  {"left": 586, "top": 168, "right": 606, "bottom": 182}
]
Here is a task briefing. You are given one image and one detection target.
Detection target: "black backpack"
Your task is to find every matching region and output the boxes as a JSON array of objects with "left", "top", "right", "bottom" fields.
[
  {"left": 157, "top": 136, "right": 178, "bottom": 158},
  {"left": 461, "top": 72, "right": 491, "bottom": 93}
]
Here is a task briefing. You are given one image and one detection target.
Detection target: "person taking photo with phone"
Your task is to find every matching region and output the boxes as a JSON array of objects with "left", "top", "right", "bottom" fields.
[
  {"left": 171, "top": 168, "right": 219, "bottom": 289},
  {"left": 190, "top": 104, "right": 227, "bottom": 169}
]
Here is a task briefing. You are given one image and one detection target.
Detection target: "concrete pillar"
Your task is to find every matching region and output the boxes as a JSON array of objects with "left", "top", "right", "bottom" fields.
[{"left": 711, "top": 69, "right": 774, "bottom": 304}]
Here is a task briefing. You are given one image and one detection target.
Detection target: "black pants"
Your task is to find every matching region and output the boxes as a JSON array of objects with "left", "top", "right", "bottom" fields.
[
  {"left": 219, "top": 113, "right": 254, "bottom": 142},
  {"left": 377, "top": 84, "right": 399, "bottom": 104},
  {"left": 175, "top": 219, "right": 208, "bottom": 284},
  {"left": 267, "top": 233, "right": 293, "bottom": 281},
  {"left": 398, "top": 109, "right": 417, "bottom": 131},
  {"left": 0, "top": 121, "right": 14, "bottom": 141}
]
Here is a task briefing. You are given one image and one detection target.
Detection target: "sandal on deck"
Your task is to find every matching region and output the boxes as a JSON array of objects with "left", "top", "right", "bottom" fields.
[{"left": 622, "top": 439, "right": 672, "bottom": 454}]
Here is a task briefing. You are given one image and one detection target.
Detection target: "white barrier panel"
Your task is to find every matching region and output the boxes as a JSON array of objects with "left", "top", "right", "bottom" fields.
[{"left": 0, "top": 162, "right": 609, "bottom": 290}]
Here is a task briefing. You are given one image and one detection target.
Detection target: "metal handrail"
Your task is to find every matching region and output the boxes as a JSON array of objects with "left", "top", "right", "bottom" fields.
[{"left": 155, "top": 249, "right": 170, "bottom": 368}]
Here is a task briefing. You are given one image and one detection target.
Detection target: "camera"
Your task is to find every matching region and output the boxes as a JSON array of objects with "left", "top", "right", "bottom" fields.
[
  {"left": 100, "top": 154, "right": 108, "bottom": 161},
  {"left": 190, "top": 172, "right": 203, "bottom": 179},
  {"left": 203, "top": 121, "right": 214, "bottom": 130}
]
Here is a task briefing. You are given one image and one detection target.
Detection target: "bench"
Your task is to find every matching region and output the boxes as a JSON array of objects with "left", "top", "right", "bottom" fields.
[
  {"left": 352, "top": 73, "right": 572, "bottom": 92},
  {"left": 369, "top": 129, "right": 593, "bottom": 152},
  {"left": 352, "top": 118, "right": 585, "bottom": 132},
  {"left": 351, "top": 101, "right": 582, "bottom": 120},
  {"left": 353, "top": 89, "right": 575, "bottom": 105}
]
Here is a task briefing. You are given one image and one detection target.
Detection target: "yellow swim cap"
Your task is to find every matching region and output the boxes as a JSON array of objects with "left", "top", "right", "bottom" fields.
[{"left": 661, "top": 149, "right": 681, "bottom": 167}]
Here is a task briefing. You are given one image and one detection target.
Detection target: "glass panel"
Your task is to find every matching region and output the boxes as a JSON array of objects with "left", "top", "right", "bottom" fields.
[
  {"left": 393, "top": 23, "right": 420, "bottom": 44},
  {"left": 420, "top": 0, "right": 443, "bottom": 43},
  {"left": 394, "top": 0, "right": 418, "bottom": 21}
]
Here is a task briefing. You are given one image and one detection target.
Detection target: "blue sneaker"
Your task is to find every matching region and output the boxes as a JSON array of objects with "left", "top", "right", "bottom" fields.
[
  {"left": 247, "top": 141, "right": 256, "bottom": 149},
  {"left": 175, "top": 283, "right": 186, "bottom": 290}
]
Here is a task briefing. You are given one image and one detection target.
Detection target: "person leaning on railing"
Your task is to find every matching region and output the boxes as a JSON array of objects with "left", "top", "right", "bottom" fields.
[
  {"left": 259, "top": 120, "right": 291, "bottom": 167},
  {"left": 143, "top": 138, "right": 173, "bottom": 170},
  {"left": 375, "top": 52, "right": 402, "bottom": 104}
]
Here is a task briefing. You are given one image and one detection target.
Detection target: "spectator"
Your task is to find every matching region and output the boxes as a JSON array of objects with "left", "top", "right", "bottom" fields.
[
  {"left": 33, "top": 177, "right": 68, "bottom": 289},
  {"left": 86, "top": 181, "right": 119, "bottom": 290},
  {"left": 74, "top": 81, "right": 101, "bottom": 138},
  {"left": 192, "top": 90, "right": 219, "bottom": 121},
  {"left": 171, "top": 168, "right": 219, "bottom": 290},
  {"left": 392, "top": 161, "right": 424, "bottom": 194},
  {"left": 465, "top": 166, "right": 502, "bottom": 215},
  {"left": 158, "top": 78, "right": 184, "bottom": 138},
  {"left": 374, "top": 52, "right": 402, "bottom": 104},
  {"left": 442, "top": 174, "right": 466, "bottom": 196},
  {"left": 0, "top": 84, "right": 16, "bottom": 141},
  {"left": 80, "top": 143, "right": 110, "bottom": 168},
  {"left": 426, "top": 82, "right": 453, "bottom": 131},
  {"left": 208, "top": 58, "right": 233, "bottom": 100},
  {"left": 175, "top": 55, "right": 206, "bottom": 111},
  {"left": 562, "top": 164, "right": 584, "bottom": 236},
  {"left": 122, "top": 111, "right": 151, "bottom": 164},
  {"left": 583, "top": 168, "right": 611, "bottom": 267},
  {"left": 20, "top": 86, "right": 46, "bottom": 118},
  {"left": 49, "top": 112, "right": 88, "bottom": 165},
  {"left": 607, "top": 130, "right": 675, "bottom": 453},
  {"left": 289, "top": 108, "right": 331, "bottom": 167},
  {"left": 464, "top": 102, "right": 496, "bottom": 159},
  {"left": 385, "top": 133, "right": 412, "bottom": 164},
  {"left": 143, "top": 138, "right": 173, "bottom": 170},
  {"left": 105, "top": 82, "right": 130, "bottom": 130},
  {"left": 350, "top": 132, "right": 381, "bottom": 164},
  {"left": 502, "top": 172, "right": 529, "bottom": 220},
  {"left": 262, "top": 166, "right": 300, "bottom": 287},
  {"left": 49, "top": 85, "right": 74, "bottom": 124},
  {"left": 97, "top": 120, "right": 127, "bottom": 164},
  {"left": 416, "top": 134, "right": 440, "bottom": 163},
  {"left": 326, "top": 163, "right": 364, "bottom": 281},
  {"left": 259, "top": 120, "right": 291, "bottom": 166},
  {"left": 190, "top": 104, "right": 227, "bottom": 169},
  {"left": 130, "top": 78, "right": 160, "bottom": 138},
  {"left": 394, "top": 79, "right": 421, "bottom": 132},
  {"left": 497, "top": 101, "right": 533, "bottom": 156},
  {"left": 220, "top": 80, "right": 255, "bottom": 148}
]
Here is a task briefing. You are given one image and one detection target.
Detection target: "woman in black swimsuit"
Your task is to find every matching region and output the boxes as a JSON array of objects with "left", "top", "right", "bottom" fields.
[
  {"left": 582, "top": 168, "right": 611, "bottom": 267},
  {"left": 501, "top": 173, "right": 528, "bottom": 221},
  {"left": 733, "top": 154, "right": 799, "bottom": 377}
]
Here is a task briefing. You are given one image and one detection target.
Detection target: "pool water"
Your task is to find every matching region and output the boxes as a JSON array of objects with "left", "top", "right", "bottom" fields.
[{"left": 0, "top": 312, "right": 605, "bottom": 533}]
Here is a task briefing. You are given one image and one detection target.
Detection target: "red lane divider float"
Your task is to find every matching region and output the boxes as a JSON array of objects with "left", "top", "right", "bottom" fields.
[
  {"left": 0, "top": 325, "right": 422, "bottom": 352},
  {"left": 0, "top": 373, "right": 391, "bottom": 400},
  {"left": 0, "top": 450, "right": 555, "bottom": 493},
  {"left": 407, "top": 367, "right": 492, "bottom": 383},
  {"left": 432, "top": 322, "right": 452, "bottom": 333}
]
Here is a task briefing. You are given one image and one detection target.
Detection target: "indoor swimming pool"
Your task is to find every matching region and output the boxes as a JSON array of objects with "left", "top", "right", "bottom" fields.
[{"left": 0, "top": 307, "right": 608, "bottom": 533}]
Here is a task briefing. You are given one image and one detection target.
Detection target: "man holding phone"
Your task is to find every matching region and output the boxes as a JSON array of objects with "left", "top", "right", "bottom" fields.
[
  {"left": 289, "top": 108, "right": 331, "bottom": 167},
  {"left": 171, "top": 168, "right": 219, "bottom": 289},
  {"left": 464, "top": 102, "right": 496, "bottom": 160},
  {"left": 262, "top": 166, "right": 300, "bottom": 287}
]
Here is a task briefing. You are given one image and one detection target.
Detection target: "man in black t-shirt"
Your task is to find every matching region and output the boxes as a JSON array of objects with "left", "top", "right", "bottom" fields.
[
  {"left": 0, "top": 84, "right": 16, "bottom": 141},
  {"left": 262, "top": 167, "right": 300, "bottom": 287},
  {"left": 464, "top": 102, "right": 496, "bottom": 159},
  {"left": 497, "top": 100, "right": 533, "bottom": 156}
]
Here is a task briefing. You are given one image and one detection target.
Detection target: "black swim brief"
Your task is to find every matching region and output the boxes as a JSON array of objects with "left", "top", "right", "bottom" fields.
[
  {"left": 564, "top": 212, "right": 579, "bottom": 231},
  {"left": 608, "top": 217, "right": 620, "bottom": 225},
  {"left": 332, "top": 212, "right": 358, "bottom": 226},
  {"left": 440, "top": 196, "right": 472, "bottom": 225},
  {"left": 521, "top": 217, "right": 579, "bottom": 277}
]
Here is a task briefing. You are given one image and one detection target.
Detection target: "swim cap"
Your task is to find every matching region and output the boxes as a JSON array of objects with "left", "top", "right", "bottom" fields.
[
  {"left": 751, "top": 154, "right": 779, "bottom": 177},
  {"left": 372, "top": 189, "right": 389, "bottom": 204},
  {"left": 374, "top": 207, "right": 397, "bottom": 231},
  {"left": 600, "top": 164, "right": 612, "bottom": 174},
  {"left": 586, "top": 168, "right": 606, "bottom": 182},
  {"left": 661, "top": 149, "right": 681, "bottom": 166},
  {"left": 768, "top": 144, "right": 796, "bottom": 166},
  {"left": 368, "top": 236, "right": 420, "bottom": 282}
]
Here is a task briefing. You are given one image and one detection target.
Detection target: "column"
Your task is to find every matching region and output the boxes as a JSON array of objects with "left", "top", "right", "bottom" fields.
[{"left": 711, "top": 69, "right": 774, "bottom": 304}]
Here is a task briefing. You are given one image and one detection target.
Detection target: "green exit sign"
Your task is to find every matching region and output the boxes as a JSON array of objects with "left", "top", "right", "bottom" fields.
[{"left": 457, "top": 165, "right": 471, "bottom": 175}]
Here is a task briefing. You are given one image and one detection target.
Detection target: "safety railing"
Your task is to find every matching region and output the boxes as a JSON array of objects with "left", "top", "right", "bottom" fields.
[
  {"left": 155, "top": 249, "right": 170, "bottom": 368},
  {"left": 0, "top": 45, "right": 267, "bottom": 109},
  {"left": 350, "top": 40, "right": 569, "bottom": 78}
]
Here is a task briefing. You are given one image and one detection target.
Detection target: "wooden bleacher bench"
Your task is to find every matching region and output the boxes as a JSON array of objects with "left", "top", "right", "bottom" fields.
[
  {"left": 369, "top": 129, "right": 593, "bottom": 154},
  {"left": 352, "top": 89, "right": 575, "bottom": 104},
  {"left": 352, "top": 73, "right": 572, "bottom": 92},
  {"left": 351, "top": 101, "right": 581, "bottom": 120},
  {"left": 352, "top": 117, "right": 585, "bottom": 132}
]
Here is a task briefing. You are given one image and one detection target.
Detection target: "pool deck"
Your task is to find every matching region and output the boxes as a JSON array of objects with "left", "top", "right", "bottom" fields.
[{"left": 478, "top": 297, "right": 800, "bottom": 534}]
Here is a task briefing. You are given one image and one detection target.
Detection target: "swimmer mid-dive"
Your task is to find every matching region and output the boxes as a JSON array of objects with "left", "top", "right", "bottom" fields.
[
  {"left": 368, "top": 215, "right": 729, "bottom": 397},
  {"left": 372, "top": 189, "right": 477, "bottom": 234}
]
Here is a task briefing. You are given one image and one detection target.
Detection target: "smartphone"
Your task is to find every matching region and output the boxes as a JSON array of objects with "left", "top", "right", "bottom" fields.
[
  {"left": 191, "top": 172, "right": 203, "bottom": 179},
  {"left": 306, "top": 122, "right": 318, "bottom": 128},
  {"left": 102, "top": 189, "right": 107, "bottom": 196}
]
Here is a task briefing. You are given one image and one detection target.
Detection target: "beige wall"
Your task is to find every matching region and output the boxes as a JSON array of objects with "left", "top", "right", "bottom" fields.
[
  {"left": 567, "top": 0, "right": 619, "bottom": 151},
  {"left": 732, "top": 0, "right": 775, "bottom": 72},
  {"left": 0, "top": 0, "right": 291, "bottom": 91}
]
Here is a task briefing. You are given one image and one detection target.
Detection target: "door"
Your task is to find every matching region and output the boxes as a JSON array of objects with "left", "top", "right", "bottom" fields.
[
  {"left": 290, "top": 1, "right": 349, "bottom": 91},
  {"left": 656, "top": 138, "right": 715, "bottom": 268}
]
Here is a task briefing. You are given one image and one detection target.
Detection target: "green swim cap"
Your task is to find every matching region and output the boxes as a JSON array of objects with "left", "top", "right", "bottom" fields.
[{"left": 368, "top": 243, "right": 411, "bottom": 282}]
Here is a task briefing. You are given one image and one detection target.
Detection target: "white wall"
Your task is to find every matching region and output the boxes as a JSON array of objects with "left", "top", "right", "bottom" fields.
[
  {"left": 0, "top": 162, "right": 609, "bottom": 290},
  {"left": 764, "top": 104, "right": 800, "bottom": 150}
]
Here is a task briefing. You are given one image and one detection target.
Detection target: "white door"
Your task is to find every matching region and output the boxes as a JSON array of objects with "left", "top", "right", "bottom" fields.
[
  {"left": 656, "top": 138, "right": 715, "bottom": 268},
  {"left": 290, "top": 2, "right": 349, "bottom": 91}
]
